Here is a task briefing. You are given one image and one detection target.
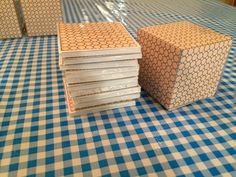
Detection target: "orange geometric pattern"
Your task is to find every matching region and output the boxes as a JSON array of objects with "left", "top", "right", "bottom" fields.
[
  {"left": 138, "top": 21, "right": 232, "bottom": 110},
  {"left": 20, "top": 0, "right": 63, "bottom": 36},
  {"left": 140, "top": 21, "right": 231, "bottom": 49},
  {"left": 58, "top": 22, "right": 140, "bottom": 52},
  {"left": 0, "top": 0, "right": 22, "bottom": 39}
]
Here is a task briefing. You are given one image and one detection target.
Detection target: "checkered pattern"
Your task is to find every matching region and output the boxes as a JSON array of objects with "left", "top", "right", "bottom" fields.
[{"left": 0, "top": 0, "right": 236, "bottom": 176}]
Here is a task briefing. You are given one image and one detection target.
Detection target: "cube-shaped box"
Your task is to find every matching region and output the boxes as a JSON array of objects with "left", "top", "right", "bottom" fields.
[
  {"left": 138, "top": 21, "right": 232, "bottom": 110},
  {"left": 20, "top": 0, "right": 63, "bottom": 36},
  {"left": 0, "top": 0, "right": 23, "bottom": 39}
]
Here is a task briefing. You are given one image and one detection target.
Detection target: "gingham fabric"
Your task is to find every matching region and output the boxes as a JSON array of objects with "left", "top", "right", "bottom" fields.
[{"left": 0, "top": 0, "right": 236, "bottom": 176}]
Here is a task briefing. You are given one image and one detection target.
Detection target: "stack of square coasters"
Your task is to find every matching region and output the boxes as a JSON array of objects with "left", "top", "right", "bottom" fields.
[{"left": 57, "top": 22, "right": 142, "bottom": 117}]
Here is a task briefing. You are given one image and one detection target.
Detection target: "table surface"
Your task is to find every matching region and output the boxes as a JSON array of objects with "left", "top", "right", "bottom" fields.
[{"left": 0, "top": 0, "right": 236, "bottom": 176}]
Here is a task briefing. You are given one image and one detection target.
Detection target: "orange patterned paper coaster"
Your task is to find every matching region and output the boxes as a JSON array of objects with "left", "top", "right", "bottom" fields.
[
  {"left": 59, "top": 58, "right": 139, "bottom": 70},
  {"left": 58, "top": 22, "right": 141, "bottom": 57},
  {"left": 66, "top": 77, "right": 139, "bottom": 97},
  {"left": 64, "top": 81, "right": 136, "bottom": 116}
]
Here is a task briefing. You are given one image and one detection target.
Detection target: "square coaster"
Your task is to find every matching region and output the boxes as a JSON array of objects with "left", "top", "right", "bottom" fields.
[
  {"left": 71, "top": 93, "right": 140, "bottom": 109},
  {"left": 64, "top": 67, "right": 139, "bottom": 84},
  {"left": 71, "top": 86, "right": 141, "bottom": 103},
  {"left": 66, "top": 77, "right": 139, "bottom": 97},
  {"left": 59, "top": 58, "right": 139, "bottom": 70},
  {"left": 64, "top": 84, "right": 136, "bottom": 117},
  {"left": 62, "top": 53, "right": 142, "bottom": 65},
  {"left": 57, "top": 22, "right": 141, "bottom": 57}
]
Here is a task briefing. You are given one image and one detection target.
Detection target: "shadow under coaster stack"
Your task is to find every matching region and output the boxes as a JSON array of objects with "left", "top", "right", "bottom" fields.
[{"left": 57, "top": 22, "right": 142, "bottom": 117}]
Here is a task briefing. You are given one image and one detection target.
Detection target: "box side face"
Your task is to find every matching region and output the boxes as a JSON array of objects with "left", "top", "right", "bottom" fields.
[
  {"left": 137, "top": 29, "right": 181, "bottom": 108},
  {"left": 170, "top": 40, "right": 232, "bottom": 109},
  {"left": 0, "top": 0, "right": 22, "bottom": 39},
  {"left": 21, "top": 0, "right": 63, "bottom": 36}
]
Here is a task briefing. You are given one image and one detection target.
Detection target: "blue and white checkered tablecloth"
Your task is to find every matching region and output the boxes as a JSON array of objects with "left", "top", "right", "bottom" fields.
[{"left": 0, "top": 0, "right": 236, "bottom": 176}]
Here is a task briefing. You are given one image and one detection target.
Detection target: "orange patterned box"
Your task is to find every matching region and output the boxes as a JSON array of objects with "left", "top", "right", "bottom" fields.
[
  {"left": 20, "top": 0, "right": 62, "bottom": 36},
  {"left": 138, "top": 21, "right": 232, "bottom": 110},
  {"left": 0, "top": 0, "right": 23, "bottom": 39}
]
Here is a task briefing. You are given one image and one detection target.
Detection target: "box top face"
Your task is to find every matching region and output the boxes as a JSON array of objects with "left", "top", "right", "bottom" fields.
[
  {"left": 58, "top": 22, "right": 140, "bottom": 54},
  {"left": 139, "top": 21, "right": 231, "bottom": 49}
]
